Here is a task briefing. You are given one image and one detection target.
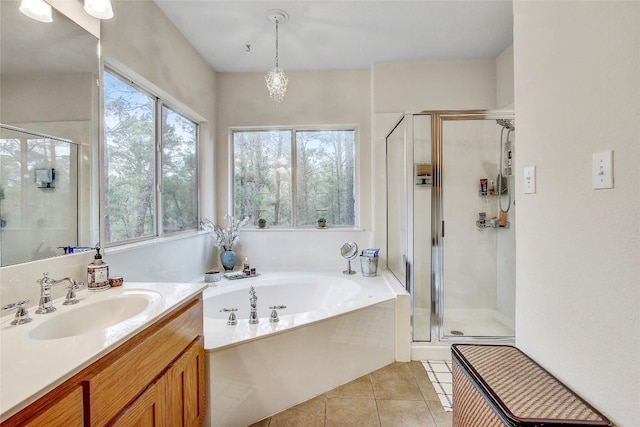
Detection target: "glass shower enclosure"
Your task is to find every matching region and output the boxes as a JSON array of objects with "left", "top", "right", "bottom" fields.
[{"left": 386, "top": 111, "right": 515, "bottom": 342}]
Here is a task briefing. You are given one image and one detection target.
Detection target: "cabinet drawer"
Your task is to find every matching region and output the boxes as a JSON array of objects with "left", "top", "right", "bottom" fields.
[{"left": 88, "top": 297, "right": 203, "bottom": 426}]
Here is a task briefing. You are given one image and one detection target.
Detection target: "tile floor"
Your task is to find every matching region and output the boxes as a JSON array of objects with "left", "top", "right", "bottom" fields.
[
  {"left": 421, "top": 361, "right": 453, "bottom": 412},
  {"left": 249, "top": 361, "right": 453, "bottom": 427}
]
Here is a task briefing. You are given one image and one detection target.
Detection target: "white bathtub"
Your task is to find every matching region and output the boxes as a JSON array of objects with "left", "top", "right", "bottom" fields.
[{"left": 202, "top": 271, "right": 403, "bottom": 427}]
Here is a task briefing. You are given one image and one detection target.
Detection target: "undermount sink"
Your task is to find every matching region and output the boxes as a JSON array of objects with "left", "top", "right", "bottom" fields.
[{"left": 28, "top": 291, "right": 161, "bottom": 340}]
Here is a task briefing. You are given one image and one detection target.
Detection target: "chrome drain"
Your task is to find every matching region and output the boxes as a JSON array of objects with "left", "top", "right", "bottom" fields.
[{"left": 450, "top": 330, "right": 465, "bottom": 336}]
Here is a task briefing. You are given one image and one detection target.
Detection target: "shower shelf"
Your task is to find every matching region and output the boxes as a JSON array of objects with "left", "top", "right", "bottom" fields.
[
  {"left": 478, "top": 190, "right": 508, "bottom": 197},
  {"left": 476, "top": 221, "right": 510, "bottom": 229}
]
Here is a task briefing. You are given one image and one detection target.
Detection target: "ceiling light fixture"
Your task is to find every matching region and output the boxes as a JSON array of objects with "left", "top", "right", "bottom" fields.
[
  {"left": 84, "top": 0, "right": 114, "bottom": 20},
  {"left": 264, "top": 9, "right": 289, "bottom": 104},
  {"left": 19, "top": 0, "right": 53, "bottom": 23}
]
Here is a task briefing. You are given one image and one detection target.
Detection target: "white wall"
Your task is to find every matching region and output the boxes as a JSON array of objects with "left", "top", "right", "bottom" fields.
[{"left": 513, "top": 2, "right": 639, "bottom": 425}]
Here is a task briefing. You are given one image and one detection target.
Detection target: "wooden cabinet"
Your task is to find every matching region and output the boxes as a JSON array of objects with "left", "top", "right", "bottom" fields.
[
  {"left": 165, "top": 338, "right": 206, "bottom": 427},
  {"left": 1, "top": 295, "right": 205, "bottom": 427},
  {"left": 21, "top": 387, "right": 84, "bottom": 427},
  {"left": 110, "top": 378, "right": 166, "bottom": 427},
  {"left": 108, "top": 337, "right": 205, "bottom": 427}
]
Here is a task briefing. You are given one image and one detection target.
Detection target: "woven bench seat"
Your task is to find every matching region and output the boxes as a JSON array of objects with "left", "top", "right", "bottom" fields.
[{"left": 452, "top": 344, "right": 611, "bottom": 427}]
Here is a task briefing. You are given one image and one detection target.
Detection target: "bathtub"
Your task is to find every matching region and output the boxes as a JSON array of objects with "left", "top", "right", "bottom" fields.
[{"left": 202, "top": 271, "right": 404, "bottom": 427}]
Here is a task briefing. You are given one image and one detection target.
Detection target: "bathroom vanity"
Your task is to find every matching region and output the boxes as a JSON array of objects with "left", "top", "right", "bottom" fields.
[{"left": 0, "top": 282, "right": 208, "bottom": 426}]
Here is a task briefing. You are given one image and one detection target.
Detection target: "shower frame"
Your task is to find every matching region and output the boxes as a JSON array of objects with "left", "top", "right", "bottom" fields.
[
  {"left": 431, "top": 110, "right": 515, "bottom": 342},
  {"left": 385, "top": 109, "right": 515, "bottom": 344}
]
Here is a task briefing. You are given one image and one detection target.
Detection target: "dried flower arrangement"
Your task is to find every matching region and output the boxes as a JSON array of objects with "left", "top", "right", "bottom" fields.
[{"left": 201, "top": 214, "right": 250, "bottom": 251}]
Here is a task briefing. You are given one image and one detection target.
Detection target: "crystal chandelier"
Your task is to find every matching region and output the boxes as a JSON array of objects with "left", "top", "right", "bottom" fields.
[{"left": 265, "top": 10, "right": 289, "bottom": 104}]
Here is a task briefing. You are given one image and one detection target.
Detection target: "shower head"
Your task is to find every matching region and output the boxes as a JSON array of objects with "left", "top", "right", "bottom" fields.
[{"left": 496, "top": 119, "right": 515, "bottom": 131}]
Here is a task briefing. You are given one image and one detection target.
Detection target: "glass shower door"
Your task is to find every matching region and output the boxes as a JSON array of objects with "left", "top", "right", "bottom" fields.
[
  {"left": 439, "top": 116, "right": 515, "bottom": 339},
  {"left": 412, "top": 114, "right": 432, "bottom": 341},
  {"left": 386, "top": 114, "right": 432, "bottom": 342},
  {"left": 386, "top": 117, "right": 407, "bottom": 289}
]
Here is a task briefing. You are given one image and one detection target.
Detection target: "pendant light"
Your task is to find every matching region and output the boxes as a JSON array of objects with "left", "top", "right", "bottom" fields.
[{"left": 264, "top": 9, "right": 289, "bottom": 104}]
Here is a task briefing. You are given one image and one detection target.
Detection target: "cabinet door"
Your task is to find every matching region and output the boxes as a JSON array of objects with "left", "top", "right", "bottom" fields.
[
  {"left": 20, "top": 386, "right": 84, "bottom": 427},
  {"left": 110, "top": 378, "right": 166, "bottom": 427},
  {"left": 166, "top": 337, "right": 205, "bottom": 427}
]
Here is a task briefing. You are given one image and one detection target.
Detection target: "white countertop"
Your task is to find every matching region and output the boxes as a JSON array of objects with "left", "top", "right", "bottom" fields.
[{"left": 0, "top": 281, "right": 208, "bottom": 422}]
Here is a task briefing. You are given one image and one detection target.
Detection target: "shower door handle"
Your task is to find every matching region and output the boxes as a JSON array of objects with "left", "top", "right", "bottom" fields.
[
  {"left": 403, "top": 254, "right": 410, "bottom": 293},
  {"left": 442, "top": 221, "right": 445, "bottom": 238}
]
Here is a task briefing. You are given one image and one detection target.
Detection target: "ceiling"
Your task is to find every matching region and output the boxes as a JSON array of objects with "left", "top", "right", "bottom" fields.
[{"left": 154, "top": 1, "right": 514, "bottom": 73}]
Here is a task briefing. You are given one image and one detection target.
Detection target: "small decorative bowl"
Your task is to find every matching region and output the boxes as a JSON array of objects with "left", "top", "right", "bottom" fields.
[
  {"left": 109, "top": 277, "right": 124, "bottom": 287},
  {"left": 205, "top": 271, "right": 221, "bottom": 283}
]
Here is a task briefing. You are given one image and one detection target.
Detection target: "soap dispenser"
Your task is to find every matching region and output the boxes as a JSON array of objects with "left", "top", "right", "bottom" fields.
[
  {"left": 87, "top": 245, "right": 110, "bottom": 290},
  {"left": 243, "top": 257, "right": 251, "bottom": 276}
]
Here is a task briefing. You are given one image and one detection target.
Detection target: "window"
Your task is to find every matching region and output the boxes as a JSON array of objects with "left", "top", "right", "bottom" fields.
[
  {"left": 104, "top": 70, "right": 198, "bottom": 244},
  {"left": 233, "top": 128, "right": 356, "bottom": 227}
]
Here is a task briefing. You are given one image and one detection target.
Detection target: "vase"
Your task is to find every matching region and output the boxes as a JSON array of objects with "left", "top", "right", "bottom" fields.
[{"left": 220, "top": 250, "right": 237, "bottom": 271}]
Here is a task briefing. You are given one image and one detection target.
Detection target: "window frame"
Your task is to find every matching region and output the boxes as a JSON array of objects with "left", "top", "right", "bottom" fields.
[
  {"left": 229, "top": 125, "right": 359, "bottom": 229},
  {"left": 102, "top": 67, "right": 201, "bottom": 247}
]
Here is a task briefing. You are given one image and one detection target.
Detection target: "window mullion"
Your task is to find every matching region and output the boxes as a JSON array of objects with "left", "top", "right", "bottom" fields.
[
  {"left": 155, "top": 99, "right": 162, "bottom": 237},
  {"left": 290, "top": 129, "right": 297, "bottom": 227}
]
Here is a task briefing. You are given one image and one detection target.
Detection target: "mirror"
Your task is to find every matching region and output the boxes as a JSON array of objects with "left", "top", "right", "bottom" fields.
[
  {"left": 340, "top": 241, "right": 358, "bottom": 275},
  {"left": 0, "top": 1, "right": 100, "bottom": 266}
]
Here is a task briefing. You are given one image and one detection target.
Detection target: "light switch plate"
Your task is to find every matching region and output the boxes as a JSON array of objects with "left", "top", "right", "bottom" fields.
[
  {"left": 593, "top": 150, "right": 614, "bottom": 189},
  {"left": 524, "top": 166, "right": 536, "bottom": 194}
]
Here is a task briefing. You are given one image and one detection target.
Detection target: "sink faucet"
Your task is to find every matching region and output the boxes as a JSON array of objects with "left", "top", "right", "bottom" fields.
[
  {"left": 249, "top": 285, "right": 259, "bottom": 324},
  {"left": 36, "top": 273, "right": 83, "bottom": 314}
]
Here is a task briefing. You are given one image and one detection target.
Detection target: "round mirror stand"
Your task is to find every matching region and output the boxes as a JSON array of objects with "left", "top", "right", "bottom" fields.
[{"left": 340, "top": 241, "right": 358, "bottom": 275}]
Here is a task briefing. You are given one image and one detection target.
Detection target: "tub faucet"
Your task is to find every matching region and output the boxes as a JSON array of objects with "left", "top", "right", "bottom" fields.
[
  {"left": 36, "top": 273, "right": 83, "bottom": 314},
  {"left": 249, "top": 285, "right": 259, "bottom": 324}
]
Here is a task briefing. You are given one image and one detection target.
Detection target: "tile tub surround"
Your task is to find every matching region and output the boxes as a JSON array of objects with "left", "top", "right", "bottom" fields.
[
  {"left": 0, "top": 281, "right": 208, "bottom": 421},
  {"left": 249, "top": 362, "right": 453, "bottom": 427}
]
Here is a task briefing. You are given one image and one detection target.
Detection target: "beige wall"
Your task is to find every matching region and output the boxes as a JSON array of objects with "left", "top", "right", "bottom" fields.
[
  {"left": 373, "top": 59, "right": 497, "bottom": 113},
  {"left": 514, "top": 2, "right": 639, "bottom": 425},
  {"left": 1, "top": 74, "right": 95, "bottom": 125},
  {"left": 496, "top": 45, "right": 514, "bottom": 109}
]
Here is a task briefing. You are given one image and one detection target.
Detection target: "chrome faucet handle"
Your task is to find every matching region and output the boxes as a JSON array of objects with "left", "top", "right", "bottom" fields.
[
  {"left": 268, "top": 305, "right": 287, "bottom": 323},
  {"left": 36, "top": 272, "right": 73, "bottom": 314},
  {"left": 63, "top": 281, "right": 85, "bottom": 305},
  {"left": 220, "top": 308, "right": 238, "bottom": 326},
  {"left": 3, "top": 300, "right": 33, "bottom": 325},
  {"left": 37, "top": 272, "right": 53, "bottom": 289}
]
